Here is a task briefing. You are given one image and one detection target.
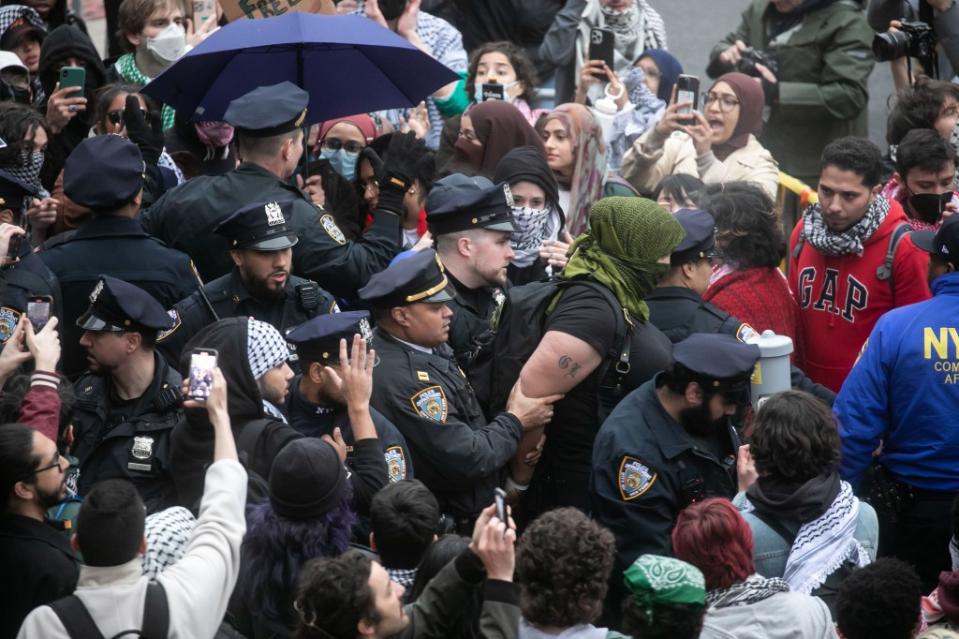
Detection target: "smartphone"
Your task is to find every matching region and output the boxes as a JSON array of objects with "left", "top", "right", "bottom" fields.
[
  {"left": 6, "top": 232, "right": 20, "bottom": 262},
  {"left": 588, "top": 28, "right": 615, "bottom": 77},
  {"left": 494, "top": 487, "right": 506, "bottom": 523},
  {"left": 675, "top": 74, "right": 700, "bottom": 125},
  {"left": 58, "top": 66, "right": 85, "bottom": 92},
  {"left": 192, "top": 0, "right": 216, "bottom": 23},
  {"left": 26, "top": 296, "right": 51, "bottom": 332},
  {"left": 188, "top": 348, "right": 218, "bottom": 401},
  {"left": 480, "top": 82, "right": 505, "bottom": 102}
]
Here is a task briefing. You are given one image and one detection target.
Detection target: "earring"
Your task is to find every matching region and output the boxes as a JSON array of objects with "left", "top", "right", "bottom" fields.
[{"left": 409, "top": 187, "right": 416, "bottom": 195}]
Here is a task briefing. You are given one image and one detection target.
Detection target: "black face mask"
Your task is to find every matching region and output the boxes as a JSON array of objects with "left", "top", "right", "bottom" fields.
[
  {"left": 908, "top": 191, "right": 953, "bottom": 224},
  {"left": 379, "top": 0, "right": 406, "bottom": 21}
]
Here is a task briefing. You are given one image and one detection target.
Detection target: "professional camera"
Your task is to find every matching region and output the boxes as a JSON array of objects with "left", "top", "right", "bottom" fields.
[
  {"left": 736, "top": 47, "right": 779, "bottom": 78},
  {"left": 873, "top": 20, "right": 937, "bottom": 74}
]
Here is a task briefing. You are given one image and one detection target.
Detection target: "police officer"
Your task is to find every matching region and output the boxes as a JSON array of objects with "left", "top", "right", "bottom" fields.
[
  {"left": 647, "top": 209, "right": 751, "bottom": 342},
  {"left": 590, "top": 333, "right": 759, "bottom": 573},
  {"left": 285, "top": 311, "right": 413, "bottom": 514},
  {"left": 38, "top": 135, "right": 197, "bottom": 379},
  {"left": 71, "top": 275, "right": 182, "bottom": 514},
  {"left": 141, "top": 81, "right": 406, "bottom": 297},
  {"left": 836, "top": 216, "right": 959, "bottom": 589},
  {"left": 428, "top": 174, "right": 516, "bottom": 367},
  {"left": 157, "top": 198, "right": 337, "bottom": 369},
  {"left": 360, "top": 248, "right": 559, "bottom": 530}
]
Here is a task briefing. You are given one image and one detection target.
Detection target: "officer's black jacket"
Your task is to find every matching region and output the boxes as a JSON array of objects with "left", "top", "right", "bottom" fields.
[
  {"left": 647, "top": 286, "right": 744, "bottom": 342},
  {"left": 445, "top": 271, "right": 504, "bottom": 368},
  {"left": 369, "top": 328, "right": 521, "bottom": 519},
  {"left": 140, "top": 162, "right": 401, "bottom": 297},
  {"left": 71, "top": 353, "right": 183, "bottom": 513},
  {"left": 590, "top": 378, "right": 738, "bottom": 573},
  {"left": 156, "top": 268, "right": 337, "bottom": 369},
  {"left": 39, "top": 216, "right": 198, "bottom": 378}
]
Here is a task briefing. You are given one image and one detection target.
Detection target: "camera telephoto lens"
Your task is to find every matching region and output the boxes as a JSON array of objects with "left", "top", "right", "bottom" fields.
[{"left": 872, "top": 30, "right": 911, "bottom": 61}]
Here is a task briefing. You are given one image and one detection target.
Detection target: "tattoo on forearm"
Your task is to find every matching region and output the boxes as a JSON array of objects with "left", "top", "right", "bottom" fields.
[{"left": 558, "top": 355, "right": 581, "bottom": 378}]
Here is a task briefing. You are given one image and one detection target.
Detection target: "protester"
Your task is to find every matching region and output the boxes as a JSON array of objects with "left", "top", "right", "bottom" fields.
[
  {"left": 620, "top": 554, "right": 706, "bottom": 639},
  {"left": 886, "top": 79, "right": 959, "bottom": 151},
  {"left": 835, "top": 557, "right": 924, "bottom": 639},
  {"left": 788, "top": 136, "right": 931, "bottom": 392},
  {"left": 466, "top": 41, "right": 545, "bottom": 125},
  {"left": 882, "top": 128, "right": 958, "bottom": 232},
  {"left": 230, "top": 438, "right": 355, "bottom": 637},
  {"left": 621, "top": 72, "right": 778, "bottom": 200},
  {"left": 428, "top": 174, "right": 515, "bottom": 366},
  {"left": 407, "top": 534, "right": 482, "bottom": 638},
  {"left": 652, "top": 174, "right": 704, "bottom": 213},
  {"left": 0, "top": 50, "right": 32, "bottom": 104},
  {"left": 706, "top": 0, "right": 874, "bottom": 185},
  {"left": 515, "top": 507, "right": 621, "bottom": 638},
  {"left": 673, "top": 497, "right": 836, "bottom": 639},
  {"left": 71, "top": 275, "right": 181, "bottom": 513},
  {"left": 293, "top": 502, "right": 520, "bottom": 639},
  {"left": 493, "top": 145, "right": 571, "bottom": 285},
  {"left": 448, "top": 100, "right": 546, "bottom": 179},
  {"left": 736, "top": 391, "right": 876, "bottom": 611},
  {"left": 0, "top": 5, "right": 46, "bottom": 103},
  {"left": 369, "top": 479, "right": 439, "bottom": 590},
  {"left": 16, "top": 365, "right": 248, "bottom": 639},
  {"left": 0, "top": 100, "right": 50, "bottom": 205},
  {"left": 634, "top": 49, "right": 683, "bottom": 103},
  {"left": 835, "top": 215, "right": 959, "bottom": 591}
]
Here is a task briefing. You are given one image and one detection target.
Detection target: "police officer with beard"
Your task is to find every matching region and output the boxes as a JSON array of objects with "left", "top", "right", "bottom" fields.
[
  {"left": 157, "top": 199, "right": 337, "bottom": 369},
  {"left": 71, "top": 275, "right": 181, "bottom": 513},
  {"left": 590, "top": 333, "right": 760, "bottom": 571}
]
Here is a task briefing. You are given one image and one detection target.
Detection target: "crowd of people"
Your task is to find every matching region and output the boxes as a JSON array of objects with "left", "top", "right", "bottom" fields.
[{"left": 0, "top": 0, "right": 958, "bottom": 637}]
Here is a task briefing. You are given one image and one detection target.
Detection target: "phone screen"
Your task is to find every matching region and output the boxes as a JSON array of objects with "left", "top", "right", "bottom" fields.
[
  {"left": 188, "top": 351, "right": 217, "bottom": 400},
  {"left": 675, "top": 75, "right": 700, "bottom": 122},
  {"left": 26, "top": 300, "right": 49, "bottom": 332},
  {"left": 494, "top": 487, "right": 506, "bottom": 522},
  {"left": 481, "top": 83, "right": 505, "bottom": 102}
]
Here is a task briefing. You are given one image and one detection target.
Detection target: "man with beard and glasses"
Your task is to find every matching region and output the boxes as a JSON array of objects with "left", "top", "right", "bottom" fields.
[
  {"left": 590, "top": 333, "right": 759, "bottom": 593},
  {"left": 157, "top": 199, "right": 337, "bottom": 370},
  {"left": 0, "top": 422, "right": 77, "bottom": 638},
  {"left": 71, "top": 274, "right": 181, "bottom": 514}
]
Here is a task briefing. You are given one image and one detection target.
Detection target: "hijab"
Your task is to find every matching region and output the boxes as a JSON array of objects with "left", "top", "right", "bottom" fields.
[
  {"left": 452, "top": 100, "right": 545, "bottom": 178},
  {"left": 710, "top": 72, "right": 765, "bottom": 162},
  {"left": 541, "top": 103, "right": 607, "bottom": 237},
  {"left": 638, "top": 48, "right": 683, "bottom": 103}
]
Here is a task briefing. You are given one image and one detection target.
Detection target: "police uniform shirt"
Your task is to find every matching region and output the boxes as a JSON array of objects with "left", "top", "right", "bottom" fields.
[
  {"left": 647, "top": 286, "right": 756, "bottom": 344},
  {"left": 445, "top": 270, "right": 506, "bottom": 367},
  {"left": 286, "top": 374, "right": 413, "bottom": 484}
]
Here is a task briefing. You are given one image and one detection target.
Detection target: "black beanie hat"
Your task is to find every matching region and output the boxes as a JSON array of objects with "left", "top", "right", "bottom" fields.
[{"left": 269, "top": 439, "right": 347, "bottom": 520}]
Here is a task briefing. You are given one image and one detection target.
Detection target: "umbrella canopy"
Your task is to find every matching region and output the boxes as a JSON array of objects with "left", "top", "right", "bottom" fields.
[{"left": 141, "top": 13, "right": 459, "bottom": 124}]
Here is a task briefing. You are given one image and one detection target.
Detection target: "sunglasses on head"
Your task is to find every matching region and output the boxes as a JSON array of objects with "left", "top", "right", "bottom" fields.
[{"left": 107, "top": 109, "right": 149, "bottom": 126}]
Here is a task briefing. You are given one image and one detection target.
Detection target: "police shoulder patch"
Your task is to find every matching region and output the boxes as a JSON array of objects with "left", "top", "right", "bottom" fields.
[
  {"left": 410, "top": 385, "right": 448, "bottom": 423},
  {"left": 385, "top": 446, "right": 408, "bottom": 482},
  {"left": 320, "top": 214, "right": 347, "bottom": 245},
  {"left": 618, "top": 455, "right": 657, "bottom": 501},
  {"left": 736, "top": 323, "right": 759, "bottom": 343},
  {"left": 0, "top": 306, "right": 19, "bottom": 344},
  {"left": 157, "top": 309, "right": 181, "bottom": 342}
]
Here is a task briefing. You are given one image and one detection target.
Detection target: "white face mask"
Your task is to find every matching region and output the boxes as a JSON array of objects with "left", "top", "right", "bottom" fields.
[{"left": 146, "top": 23, "right": 187, "bottom": 65}]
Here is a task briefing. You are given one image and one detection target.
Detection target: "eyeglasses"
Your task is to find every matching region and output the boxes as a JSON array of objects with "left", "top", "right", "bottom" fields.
[
  {"left": 26, "top": 451, "right": 63, "bottom": 478},
  {"left": 107, "top": 109, "right": 149, "bottom": 126},
  {"left": 321, "top": 137, "right": 364, "bottom": 154},
  {"left": 703, "top": 93, "right": 741, "bottom": 112}
]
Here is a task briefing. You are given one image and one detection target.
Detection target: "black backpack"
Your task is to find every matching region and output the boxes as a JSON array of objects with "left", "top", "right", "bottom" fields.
[
  {"left": 49, "top": 581, "right": 169, "bottom": 639},
  {"left": 467, "top": 277, "right": 633, "bottom": 421}
]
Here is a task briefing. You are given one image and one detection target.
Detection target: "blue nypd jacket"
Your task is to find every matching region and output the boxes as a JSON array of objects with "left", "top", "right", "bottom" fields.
[{"left": 835, "top": 271, "right": 959, "bottom": 491}]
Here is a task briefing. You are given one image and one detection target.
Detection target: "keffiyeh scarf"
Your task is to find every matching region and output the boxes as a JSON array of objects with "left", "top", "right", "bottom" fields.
[
  {"left": 247, "top": 318, "right": 290, "bottom": 420},
  {"left": 802, "top": 195, "right": 890, "bottom": 257},
  {"left": 741, "top": 481, "right": 871, "bottom": 594},
  {"left": 115, "top": 54, "right": 176, "bottom": 130},
  {"left": 706, "top": 574, "right": 790, "bottom": 609},
  {"left": 510, "top": 205, "right": 561, "bottom": 268}
]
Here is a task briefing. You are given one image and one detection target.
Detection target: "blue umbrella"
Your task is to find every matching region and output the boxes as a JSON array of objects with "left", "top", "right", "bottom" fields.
[{"left": 141, "top": 13, "right": 459, "bottom": 123}]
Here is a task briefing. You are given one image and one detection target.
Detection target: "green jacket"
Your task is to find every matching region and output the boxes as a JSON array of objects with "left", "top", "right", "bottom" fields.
[{"left": 708, "top": 0, "right": 874, "bottom": 180}]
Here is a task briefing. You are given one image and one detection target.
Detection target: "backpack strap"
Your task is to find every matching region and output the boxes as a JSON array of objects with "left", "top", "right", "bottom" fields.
[
  {"left": 49, "top": 595, "right": 106, "bottom": 639},
  {"left": 235, "top": 418, "right": 274, "bottom": 468},
  {"left": 875, "top": 222, "right": 913, "bottom": 284},
  {"left": 791, "top": 228, "right": 806, "bottom": 262},
  {"left": 141, "top": 582, "right": 169, "bottom": 639}
]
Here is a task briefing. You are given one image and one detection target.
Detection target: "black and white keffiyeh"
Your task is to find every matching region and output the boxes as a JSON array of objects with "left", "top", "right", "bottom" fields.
[
  {"left": 742, "top": 481, "right": 871, "bottom": 594},
  {"left": 247, "top": 318, "right": 289, "bottom": 381},
  {"left": 511, "top": 205, "right": 561, "bottom": 268},
  {"left": 802, "top": 195, "right": 890, "bottom": 257},
  {"left": 142, "top": 506, "right": 196, "bottom": 580},
  {"left": 706, "top": 573, "right": 790, "bottom": 609}
]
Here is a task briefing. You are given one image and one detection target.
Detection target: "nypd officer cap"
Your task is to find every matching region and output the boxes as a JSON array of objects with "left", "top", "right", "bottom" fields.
[
  {"left": 77, "top": 274, "right": 174, "bottom": 333},
  {"left": 64, "top": 136, "right": 144, "bottom": 210},
  {"left": 224, "top": 81, "right": 309, "bottom": 137},
  {"left": 0, "top": 168, "right": 37, "bottom": 215},
  {"left": 913, "top": 215, "right": 959, "bottom": 269},
  {"left": 286, "top": 310, "right": 372, "bottom": 365},
  {"left": 358, "top": 248, "right": 454, "bottom": 308},
  {"left": 426, "top": 173, "right": 517, "bottom": 235},
  {"left": 672, "top": 333, "right": 760, "bottom": 391},
  {"left": 215, "top": 200, "right": 299, "bottom": 251},
  {"left": 670, "top": 209, "right": 716, "bottom": 266}
]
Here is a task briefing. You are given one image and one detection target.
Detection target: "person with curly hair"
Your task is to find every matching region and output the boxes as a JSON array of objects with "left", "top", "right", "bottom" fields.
[
  {"left": 835, "top": 557, "right": 924, "bottom": 639},
  {"left": 515, "top": 507, "right": 622, "bottom": 638},
  {"left": 734, "top": 391, "right": 877, "bottom": 613},
  {"left": 673, "top": 497, "right": 836, "bottom": 639}
]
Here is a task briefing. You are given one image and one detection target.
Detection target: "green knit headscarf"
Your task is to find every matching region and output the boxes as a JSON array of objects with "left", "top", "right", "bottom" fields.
[{"left": 564, "top": 196, "right": 685, "bottom": 321}]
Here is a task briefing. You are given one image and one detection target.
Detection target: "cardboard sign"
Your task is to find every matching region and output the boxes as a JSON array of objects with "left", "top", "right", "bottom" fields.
[{"left": 220, "top": 0, "right": 335, "bottom": 22}]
